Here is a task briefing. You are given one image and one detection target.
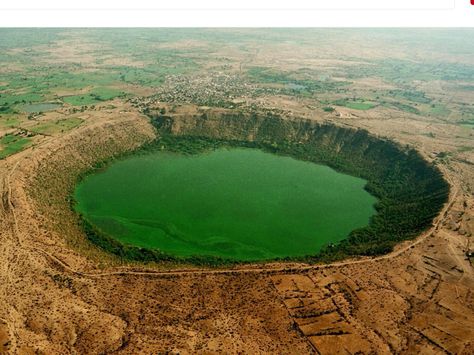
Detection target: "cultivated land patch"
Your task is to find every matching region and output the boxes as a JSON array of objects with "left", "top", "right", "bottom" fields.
[
  {"left": 62, "top": 87, "right": 125, "bottom": 106},
  {"left": 333, "top": 98, "right": 377, "bottom": 110},
  {"left": 0, "top": 133, "right": 31, "bottom": 159},
  {"left": 0, "top": 116, "right": 19, "bottom": 128},
  {"left": 29, "top": 117, "right": 83, "bottom": 135}
]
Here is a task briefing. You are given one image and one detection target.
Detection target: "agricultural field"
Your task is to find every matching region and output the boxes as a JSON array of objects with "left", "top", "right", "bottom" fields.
[
  {"left": 29, "top": 117, "right": 83, "bottom": 135},
  {"left": 0, "top": 133, "right": 31, "bottom": 159},
  {"left": 332, "top": 98, "right": 377, "bottom": 110},
  {"left": 0, "top": 29, "right": 473, "bottom": 354}
]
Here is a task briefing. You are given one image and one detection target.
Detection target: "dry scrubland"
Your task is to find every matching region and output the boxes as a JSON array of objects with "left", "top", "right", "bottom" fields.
[{"left": 0, "top": 29, "right": 473, "bottom": 353}]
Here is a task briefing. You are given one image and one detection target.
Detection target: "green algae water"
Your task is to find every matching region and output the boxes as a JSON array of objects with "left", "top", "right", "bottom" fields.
[
  {"left": 20, "top": 102, "right": 61, "bottom": 113},
  {"left": 74, "top": 148, "right": 377, "bottom": 261}
]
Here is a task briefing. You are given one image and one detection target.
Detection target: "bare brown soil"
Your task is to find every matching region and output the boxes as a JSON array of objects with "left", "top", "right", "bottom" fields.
[{"left": 0, "top": 101, "right": 473, "bottom": 354}]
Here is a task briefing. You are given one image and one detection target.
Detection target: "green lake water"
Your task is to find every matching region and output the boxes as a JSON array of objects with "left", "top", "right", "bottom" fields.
[
  {"left": 20, "top": 102, "right": 61, "bottom": 113},
  {"left": 74, "top": 148, "right": 377, "bottom": 261}
]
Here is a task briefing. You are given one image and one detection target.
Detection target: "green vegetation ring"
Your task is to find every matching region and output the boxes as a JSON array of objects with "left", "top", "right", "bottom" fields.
[{"left": 75, "top": 111, "right": 449, "bottom": 266}]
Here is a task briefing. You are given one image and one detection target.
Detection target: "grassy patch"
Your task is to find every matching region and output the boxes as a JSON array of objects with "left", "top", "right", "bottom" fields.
[
  {"left": 117, "top": 64, "right": 197, "bottom": 87},
  {"left": 0, "top": 28, "right": 62, "bottom": 50},
  {"left": 247, "top": 66, "right": 350, "bottom": 94},
  {"left": 457, "top": 146, "right": 474, "bottom": 153},
  {"left": 0, "top": 115, "right": 20, "bottom": 128},
  {"left": 0, "top": 70, "right": 119, "bottom": 95},
  {"left": 62, "top": 87, "right": 125, "bottom": 106},
  {"left": 30, "top": 117, "right": 83, "bottom": 135},
  {"left": 0, "top": 134, "right": 32, "bottom": 159},
  {"left": 0, "top": 105, "right": 15, "bottom": 114},
  {"left": 348, "top": 59, "right": 474, "bottom": 84},
  {"left": 456, "top": 118, "right": 474, "bottom": 127},
  {"left": 333, "top": 99, "right": 376, "bottom": 110},
  {"left": 62, "top": 95, "right": 101, "bottom": 106},
  {"left": 388, "top": 89, "right": 432, "bottom": 104},
  {"left": 428, "top": 104, "right": 450, "bottom": 116},
  {"left": 457, "top": 84, "right": 474, "bottom": 91},
  {"left": 0, "top": 92, "right": 44, "bottom": 107},
  {"left": 119, "top": 67, "right": 166, "bottom": 87},
  {"left": 386, "top": 102, "right": 420, "bottom": 114}
]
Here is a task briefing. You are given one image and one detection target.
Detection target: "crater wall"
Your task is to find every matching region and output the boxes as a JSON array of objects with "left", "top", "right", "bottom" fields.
[{"left": 150, "top": 109, "right": 450, "bottom": 261}]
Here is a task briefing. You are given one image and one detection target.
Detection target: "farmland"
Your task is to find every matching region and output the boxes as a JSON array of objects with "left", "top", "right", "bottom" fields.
[{"left": 0, "top": 133, "right": 31, "bottom": 159}]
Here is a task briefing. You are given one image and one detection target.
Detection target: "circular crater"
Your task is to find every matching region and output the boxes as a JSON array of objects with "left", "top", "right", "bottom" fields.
[{"left": 73, "top": 112, "right": 449, "bottom": 265}]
